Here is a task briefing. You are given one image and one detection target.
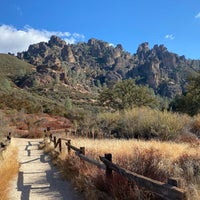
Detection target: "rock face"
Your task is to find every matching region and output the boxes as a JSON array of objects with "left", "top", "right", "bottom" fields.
[
  {"left": 61, "top": 45, "right": 75, "bottom": 63},
  {"left": 17, "top": 37, "right": 200, "bottom": 98}
]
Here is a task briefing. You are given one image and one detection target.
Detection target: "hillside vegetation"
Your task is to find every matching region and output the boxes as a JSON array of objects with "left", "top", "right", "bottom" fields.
[
  {"left": 0, "top": 54, "right": 34, "bottom": 76},
  {"left": 0, "top": 54, "right": 34, "bottom": 92}
]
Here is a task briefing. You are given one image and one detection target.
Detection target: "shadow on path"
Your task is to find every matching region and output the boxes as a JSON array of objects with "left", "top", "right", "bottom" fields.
[{"left": 17, "top": 171, "right": 31, "bottom": 200}]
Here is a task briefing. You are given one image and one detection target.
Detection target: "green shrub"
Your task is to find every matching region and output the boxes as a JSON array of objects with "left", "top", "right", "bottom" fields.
[{"left": 97, "top": 107, "right": 190, "bottom": 140}]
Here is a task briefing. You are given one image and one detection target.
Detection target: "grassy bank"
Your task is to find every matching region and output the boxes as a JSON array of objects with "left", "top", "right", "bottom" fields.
[{"left": 0, "top": 142, "right": 19, "bottom": 200}]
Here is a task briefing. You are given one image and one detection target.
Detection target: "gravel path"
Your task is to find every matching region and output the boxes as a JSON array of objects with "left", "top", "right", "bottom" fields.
[{"left": 9, "top": 138, "right": 82, "bottom": 200}]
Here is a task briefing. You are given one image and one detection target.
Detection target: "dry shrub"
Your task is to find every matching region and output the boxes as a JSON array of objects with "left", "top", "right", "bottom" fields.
[
  {"left": 130, "top": 147, "right": 169, "bottom": 181},
  {"left": 190, "top": 114, "right": 200, "bottom": 137},
  {"left": 58, "top": 153, "right": 112, "bottom": 200},
  {"left": 0, "top": 142, "right": 19, "bottom": 200},
  {"left": 0, "top": 110, "right": 10, "bottom": 140},
  {"left": 173, "top": 153, "right": 200, "bottom": 199},
  {"left": 93, "top": 172, "right": 158, "bottom": 200},
  {"left": 177, "top": 132, "right": 200, "bottom": 146}
]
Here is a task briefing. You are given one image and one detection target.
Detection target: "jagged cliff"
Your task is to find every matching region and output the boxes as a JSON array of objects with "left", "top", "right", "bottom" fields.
[{"left": 17, "top": 36, "right": 200, "bottom": 98}]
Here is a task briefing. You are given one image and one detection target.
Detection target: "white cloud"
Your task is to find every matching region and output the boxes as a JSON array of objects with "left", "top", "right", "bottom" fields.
[
  {"left": 0, "top": 24, "right": 85, "bottom": 54},
  {"left": 195, "top": 12, "right": 200, "bottom": 18},
  {"left": 109, "top": 43, "right": 115, "bottom": 47},
  {"left": 165, "top": 34, "right": 175, "bottom": 40}
]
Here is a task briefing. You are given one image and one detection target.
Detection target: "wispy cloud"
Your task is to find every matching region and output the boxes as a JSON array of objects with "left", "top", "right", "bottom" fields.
[
  {"left": 0, "top": 24, "right": 85, "bottom": 54},
  {"left": 16, "top": 6, "right": 23, "bottom": 16},
  {"left": 165, "top": 34, "right": 175, "bottom": 40},
  {"left": 195, "top": 12, "right": 200, "bottom": 19}
]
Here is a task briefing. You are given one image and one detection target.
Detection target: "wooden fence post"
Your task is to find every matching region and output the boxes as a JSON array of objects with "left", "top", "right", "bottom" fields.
[
  {"left": 80, "top": 147, "right": 85, "bottom": 155},
  {"left": 7, "top": 132, "right": 11, "bottom": 141},
  {"left": 105, "top": 153, "right": 113, "bottom": 179},
  {"left": 79, "top": 147, "right": 86, "bottom": 165},
  {"left": 67, "top": 140, "right": 71, "bottom": 155},
  {"left": 44, "top": 129, "right": 47, "bottom": 137},
  {"left": 53, "top": 136, "right": 56, "bottom": 147},
  {"left": 58, "top": 138, "right": 62, "bottom": 152},
  {"left": 168, "top": 177, "right": 184, "bottom": 188},
  {"left": 47, "top": 127, "right": 51, "bottom": 137}
]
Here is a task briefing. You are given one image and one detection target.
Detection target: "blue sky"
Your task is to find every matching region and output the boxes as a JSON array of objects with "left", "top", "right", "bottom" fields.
[{"left": 0, "top": 0, "right": 200, "bottom": 59}]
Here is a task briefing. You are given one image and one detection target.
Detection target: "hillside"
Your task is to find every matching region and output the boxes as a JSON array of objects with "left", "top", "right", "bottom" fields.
[
  {"left": 1, "top": 36, "right": 200, "bottom": 114},
  {"left": 0, "top": 54, "right": 68, "bottom": 114},
  {"left": 0, "top": 54, "right": 34, "bottom": 92},
  {"left": 0, "top": 53, "right": 98, "bottom": 114}
]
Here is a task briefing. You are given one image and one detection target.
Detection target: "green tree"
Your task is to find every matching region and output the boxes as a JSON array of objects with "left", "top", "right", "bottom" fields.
[
  {"left": 98, "top": 79, "right": 159, "bottom": 110},
  {"left": 170, "top": 74, "right": 200, "bottom": 116}
]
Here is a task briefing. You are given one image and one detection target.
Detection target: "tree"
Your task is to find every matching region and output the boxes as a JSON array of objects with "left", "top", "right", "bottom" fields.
[
  {"left": 170, "top": 74, "right": 200, "bottom": 116},
  {"left": 98, "top": 79, "right": 159, "bottom": 110}
]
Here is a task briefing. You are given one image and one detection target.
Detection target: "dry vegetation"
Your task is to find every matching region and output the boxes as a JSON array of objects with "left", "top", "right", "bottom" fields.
[
  {"left": 40, "top": 107, "right": 200, "bottom": 200},
  {"left": 44, "top": 137, "right": 200, "bottom": 200},
  {"left": 76, "top": 107, "right": 194, "bottom": 141},
  {"left": 1, "top": 106, "right": 200, "bottom": 199},
  {"left": 0, "top": 142, "right": 19, "bottom": 200}
]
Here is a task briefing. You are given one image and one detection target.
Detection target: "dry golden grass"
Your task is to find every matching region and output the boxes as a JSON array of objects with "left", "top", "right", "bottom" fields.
[
  {"left": 0, "top": 141, "right": 19, "bottom": 200},
  {"left": 47, "top": 137, "right": 200, "bottom": 200}
]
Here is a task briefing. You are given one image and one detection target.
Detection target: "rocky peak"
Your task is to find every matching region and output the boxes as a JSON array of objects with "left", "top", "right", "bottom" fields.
[
  {"left": 137, "top": 42, "right": 150, "bottom": 60},
  {"left": 87, "top": 38, "right": 108, "bottom": 47},
  {"left": 137, "top": 42, "right": 149, "bottom": 53},
  {"left": 116, "top": 44, "right": 123, "bottom": 51},
  {"left": 153, "top": 44, "right": 167, "bottom": 52},
  {"left": 152, "top": 44, "right": 168, "bottom": 59},
  {"left": 61, "top": 45, "right": 75, "bottom": 63},
  {"left": 48, "top": 35, "right": 66, "bottom": 48},
  {"left": 87, "top": 38, "right": 97, "bottom": 46}
]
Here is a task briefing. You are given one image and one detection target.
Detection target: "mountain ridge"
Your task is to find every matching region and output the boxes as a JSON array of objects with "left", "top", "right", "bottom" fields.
[{"left": 16, "top": 35, "right": 200, "bottom": 99}]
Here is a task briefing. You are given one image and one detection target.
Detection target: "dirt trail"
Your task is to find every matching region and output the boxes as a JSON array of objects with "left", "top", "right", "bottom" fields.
[{"left": 9, "top": 138, "right": 82, "bottom": 200}]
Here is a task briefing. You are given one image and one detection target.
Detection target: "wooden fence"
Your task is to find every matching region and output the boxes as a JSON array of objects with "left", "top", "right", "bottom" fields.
[{"left": 48, "top": 134, "right": 187, "bottom": 200}]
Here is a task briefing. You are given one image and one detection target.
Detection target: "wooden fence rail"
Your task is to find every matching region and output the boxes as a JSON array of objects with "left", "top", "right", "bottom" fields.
[
  {"left": 48, "top": 134, "right": 187, "bottom": 200},
  {"left": 100, "top": 156, "right": 186, "bottom": 200}
]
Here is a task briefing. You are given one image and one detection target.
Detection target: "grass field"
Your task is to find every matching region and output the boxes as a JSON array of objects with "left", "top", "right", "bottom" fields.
[{"left": 46, "top": 137, "right": 200, "bottom": 200}]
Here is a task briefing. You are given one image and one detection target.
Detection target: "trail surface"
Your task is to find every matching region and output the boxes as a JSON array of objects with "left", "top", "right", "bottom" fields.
[{"left": 9, "top": 138, "right": 81, "bottom": 200}]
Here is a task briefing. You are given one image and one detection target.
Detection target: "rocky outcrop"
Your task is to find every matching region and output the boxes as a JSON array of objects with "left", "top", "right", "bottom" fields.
[
  {"left": 48, "top": 35, "right": 66, "bottom": 48},
  {"left": 61, "top": 45, "right": 75, "bottom": 63},
  {"left": 17, "top": 36, "right": 200, "bottom": 98}
]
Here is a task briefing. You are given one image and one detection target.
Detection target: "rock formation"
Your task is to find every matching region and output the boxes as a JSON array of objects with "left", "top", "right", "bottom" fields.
[{"left": 17, "top": 36, "right": 200, "bottom": 98}]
